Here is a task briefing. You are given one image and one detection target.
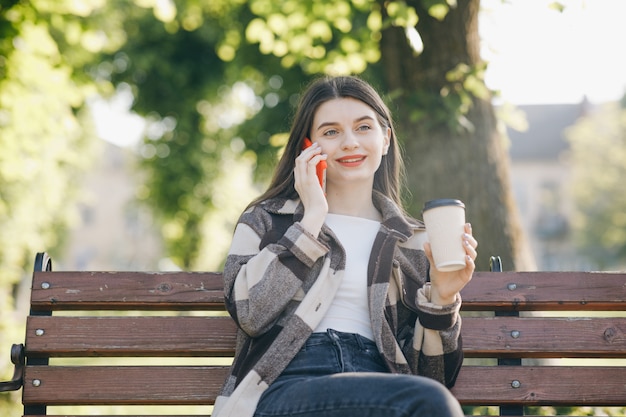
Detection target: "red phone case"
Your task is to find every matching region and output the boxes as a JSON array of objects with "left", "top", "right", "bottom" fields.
[{"left": 302, "top": 138, "right": 327, "bottom": 191}]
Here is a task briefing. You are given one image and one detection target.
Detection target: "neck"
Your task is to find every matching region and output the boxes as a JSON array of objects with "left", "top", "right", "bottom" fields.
[{"left": 325, "top": 184, "right": 381, "bottom": 221}]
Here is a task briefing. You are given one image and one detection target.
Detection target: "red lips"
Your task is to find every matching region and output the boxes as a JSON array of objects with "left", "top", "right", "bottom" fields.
[{"left": 336, "top": 155, "right": 366, "bottom": 167}]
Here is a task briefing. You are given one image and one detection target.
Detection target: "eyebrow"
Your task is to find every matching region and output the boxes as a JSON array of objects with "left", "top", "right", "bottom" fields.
[{"left": 315, "top": 115, "right": 376, "bottom": 131}]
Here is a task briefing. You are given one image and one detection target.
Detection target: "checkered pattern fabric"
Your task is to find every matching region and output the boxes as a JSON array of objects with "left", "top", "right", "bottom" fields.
[{"left": 213, "top": 191, "right": 463, "bottom": 417}]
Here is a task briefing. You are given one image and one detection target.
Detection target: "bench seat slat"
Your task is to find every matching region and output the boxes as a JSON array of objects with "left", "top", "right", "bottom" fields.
[
  {"left": 25, "top": 316, "right": 237, "bottom": 357},
  {"left": 451, "top": 366, "right": 626, "bottom": 406},
  {"left": 461, "top": 272, "right": 626, "bottom": 311},
  {"left": 30, "top": 271, "right": 225, "bottom": 311}
]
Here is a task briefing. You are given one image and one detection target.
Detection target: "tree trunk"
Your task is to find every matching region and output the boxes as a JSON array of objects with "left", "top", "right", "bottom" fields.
[{"left": 379, "top": 0, "right": 535, "bottom": 271}]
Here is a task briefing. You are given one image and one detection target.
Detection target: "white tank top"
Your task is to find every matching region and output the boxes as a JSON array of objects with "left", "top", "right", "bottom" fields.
[{"left": 314, "top": 213, "right": 380, "bottom": 341}]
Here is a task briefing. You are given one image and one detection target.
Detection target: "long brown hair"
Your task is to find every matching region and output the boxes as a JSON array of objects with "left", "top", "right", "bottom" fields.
[{"left": 248, "top": 75, "right": 405, "bottom": 209}]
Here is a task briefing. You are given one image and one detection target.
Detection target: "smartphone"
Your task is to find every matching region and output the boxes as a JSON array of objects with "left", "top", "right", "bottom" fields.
[{"left": 302, "top": 138, "right": 327, "bottom": 192}]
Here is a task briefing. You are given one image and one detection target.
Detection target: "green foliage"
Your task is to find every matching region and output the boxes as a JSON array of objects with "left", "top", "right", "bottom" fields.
[
  {"left": 95, "top": 0, "right": 490, "bottom": 269},
  {"left": 245, "top": 0, "right": 380, "bottom": 75},
  {"left": 0, "top": 0, "right": 100, "bottom": 290},
  {"left": 92, "top": 0, "right": 303, "bottom": 267},
  {"left": 420, "top": 0, "right": 453, "bottom": 21},
  {"left": 110, "top": 10, "right": 229, "bottom": 267},
  {"left": 404, "top": 61, "right": 489, "bottom": 133},
  {"left": 0, "top": 1, "right": 117, "bottom": 412},
  {"left": 566, "top": 100, "right": 626, "bottom": 269}
]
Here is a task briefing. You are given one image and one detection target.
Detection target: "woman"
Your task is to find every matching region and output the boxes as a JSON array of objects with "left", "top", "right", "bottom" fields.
[{"left": 214, "top": 75, "right": 478, "bottom": 417}]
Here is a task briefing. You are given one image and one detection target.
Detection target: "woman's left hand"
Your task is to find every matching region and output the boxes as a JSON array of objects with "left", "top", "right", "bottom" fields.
[{"left": 423, "top": 223, "right": 478, "bottom": 306}]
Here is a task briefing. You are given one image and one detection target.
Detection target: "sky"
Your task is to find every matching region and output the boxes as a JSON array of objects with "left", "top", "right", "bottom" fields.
[
  {"left": 480, "top": 0, "right": 626, "bottom": 104},
  {"left": 94, "top": 0, "right": 626, "bottom": 146}
]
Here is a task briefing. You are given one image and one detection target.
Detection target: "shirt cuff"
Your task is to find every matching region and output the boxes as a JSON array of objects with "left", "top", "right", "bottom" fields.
[
  {"left": 416, "top": 283, "right": 461, "bottom": 330},
  {"left": 278, "top": 222, "right": 329, "bottom": 267}
]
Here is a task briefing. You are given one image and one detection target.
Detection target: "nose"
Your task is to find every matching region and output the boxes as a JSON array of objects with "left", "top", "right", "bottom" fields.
[{"left": 341, "top": 131, "right": 359, "bottom": 150}]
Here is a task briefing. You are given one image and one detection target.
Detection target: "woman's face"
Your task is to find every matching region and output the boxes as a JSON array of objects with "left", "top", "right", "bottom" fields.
[{"left": 310, "top": 97, "right": 390, "bottom": 192}]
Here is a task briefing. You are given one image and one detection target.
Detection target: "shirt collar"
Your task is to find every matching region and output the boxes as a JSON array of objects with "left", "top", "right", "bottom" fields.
[{"left": 259, "top": 190, "right": 423, "bottom": 242}]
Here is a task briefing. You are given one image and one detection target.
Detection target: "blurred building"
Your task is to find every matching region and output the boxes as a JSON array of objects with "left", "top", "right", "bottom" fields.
[
  {"left": 57, "top": 140, "right": 165, "bottom": 271},
  {"left": 507, "top": 99, "right": 592, "bottom": 270}
]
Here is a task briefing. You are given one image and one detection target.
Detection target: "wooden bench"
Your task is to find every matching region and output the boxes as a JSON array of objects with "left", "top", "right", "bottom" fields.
[{"left": 2, "top": 252, "right": 626, "bottom": 416}]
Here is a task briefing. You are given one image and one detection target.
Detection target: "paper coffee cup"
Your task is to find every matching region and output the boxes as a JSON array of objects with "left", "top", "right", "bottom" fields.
[{"left": 422, "top": 199, "right": 466, "bottom": 272}]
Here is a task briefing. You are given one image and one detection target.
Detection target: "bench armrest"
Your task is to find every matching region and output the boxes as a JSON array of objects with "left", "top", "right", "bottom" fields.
[{"left": 0, "top": 344, "right": 25, "bottom": 392}]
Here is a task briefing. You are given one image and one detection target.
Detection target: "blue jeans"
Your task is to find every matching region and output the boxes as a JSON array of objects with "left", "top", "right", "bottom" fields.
[{"left": 254, "top": 329, "right": 464, "bottom": 417}]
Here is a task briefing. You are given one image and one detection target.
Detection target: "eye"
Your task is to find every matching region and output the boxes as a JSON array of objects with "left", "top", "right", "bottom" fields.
[
  {"left": 323, "top": 128, "right": 339, "bottom": 137},
  {"left": 357, "top": 124, "right": 372, "bottom": 132}
]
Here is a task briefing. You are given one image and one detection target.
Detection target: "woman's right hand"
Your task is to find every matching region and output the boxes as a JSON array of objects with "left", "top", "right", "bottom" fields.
[{"left": 294, "top": 141, "right": 328, "bottom": 237}]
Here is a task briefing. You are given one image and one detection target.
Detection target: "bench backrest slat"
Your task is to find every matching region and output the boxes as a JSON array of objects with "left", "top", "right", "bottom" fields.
[
  {"left": 460, "top": 271, "right": 626, "bottom": 311},
  {"left": 22, "top": 365, "right": 626, "bottom": 407},
  {"left": 452, "top": 366, "right": 626, "bottom": 406},
  {"left": 23, "top": 366, "right": 229, "bottom": 405},
  {"left": 31, "top": 271, "right": 626, "bottom": 311},
  {"left": 31, "top": 271, "right": 225, "bottom": 311},
  {"left": 25, "top": 316, "right": 237, "bottom": 357},
  {"left": 462, "top": 316, "right": 626, "bottom": 357},
  {"left": 24, "top": 315, "right": 626, "bottom": 359}
]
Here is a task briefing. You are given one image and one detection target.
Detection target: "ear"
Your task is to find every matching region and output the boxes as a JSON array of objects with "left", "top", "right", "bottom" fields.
[{"left": 382, "top": 127, "right": 391, "bottom": 155}]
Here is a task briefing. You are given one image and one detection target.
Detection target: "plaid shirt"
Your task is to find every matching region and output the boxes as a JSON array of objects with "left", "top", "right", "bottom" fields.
[{"left": 214, "top": 191, "right": 463, "bottom": 417}]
